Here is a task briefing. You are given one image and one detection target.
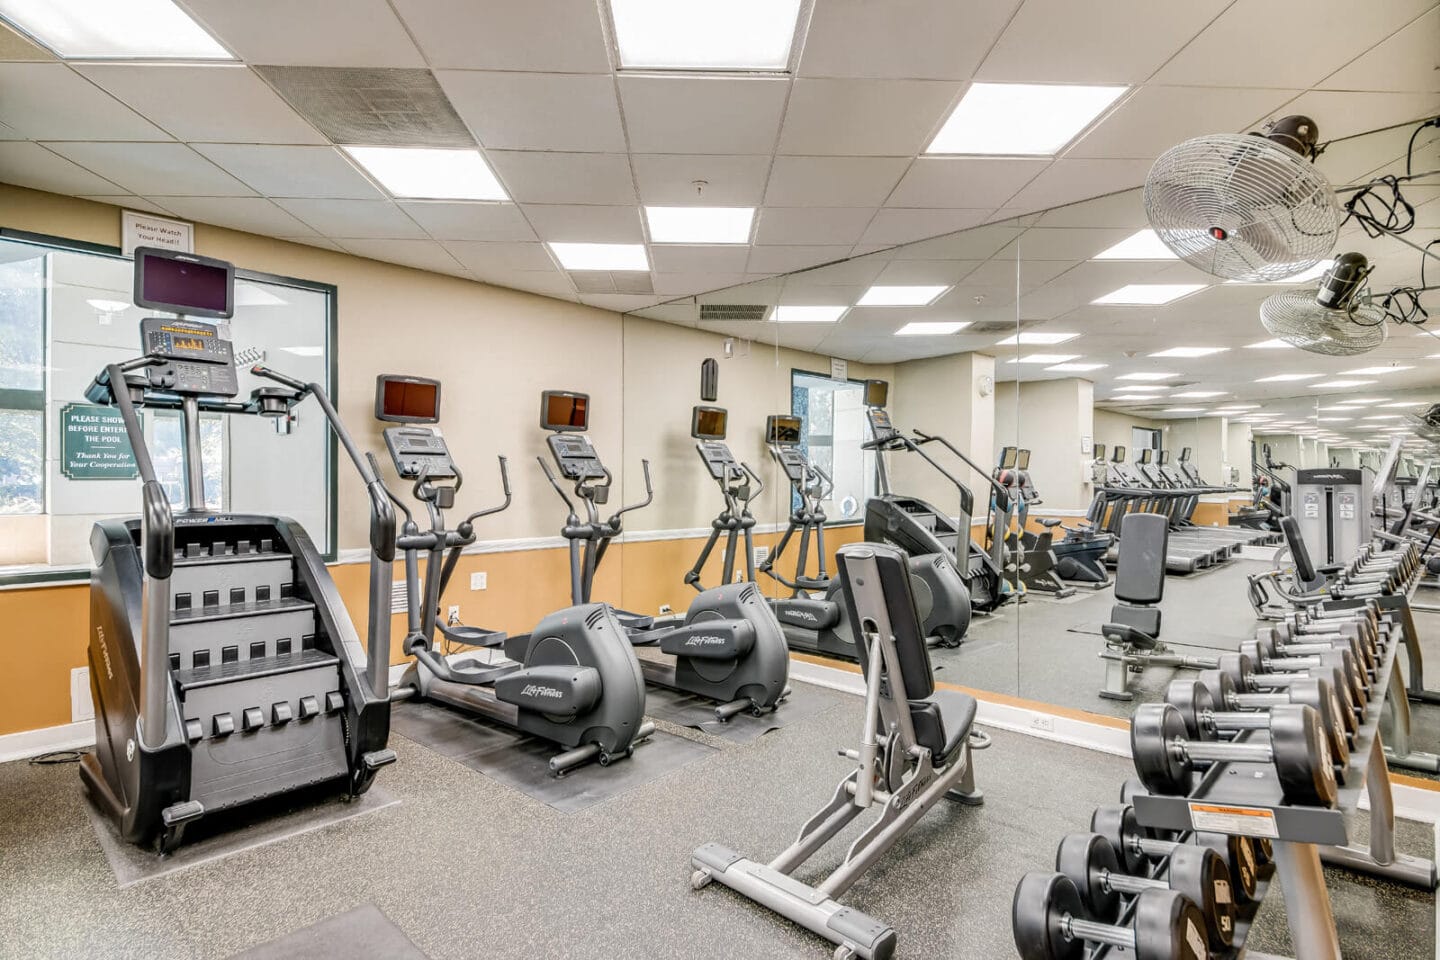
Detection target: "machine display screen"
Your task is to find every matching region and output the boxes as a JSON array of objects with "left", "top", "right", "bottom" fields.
[
  {"left": 1112, "top": 446, "right": 1126, "bottom": 462},
  {"left": 376, "top": 375, "right": 441, "bottom": 423},
  {"left": 542, "top": 391, "right": 589, "bottom": 432},
  {"left": 134, "top": 247, "right": 234, "bottom": 319},
  {"left": 1016, "top": 449, "right": 1030, "bottom": 470},
  {"left": 691, "top": 405, "right": 727, "bottom": 440},
  {"left": 1094, "top": 443, "right": 1106, "bottom": 460},
  {"left": 767, "top": 415, "right": 802, "bottom": 444},
  {"left": 864, "top": 379, "right": 888, "bottom": 408},
  {"left": 998, "top": 446, "right": 1017, "bottom": 469},
  {"left": 1139, "top": 449, "right": 1152, "bottom": 464}
]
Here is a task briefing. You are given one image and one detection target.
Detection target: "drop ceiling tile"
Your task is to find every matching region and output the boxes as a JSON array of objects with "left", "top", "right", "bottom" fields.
[
  {"left": 340, "top": 238, "right": 468, "bottom": 277},
  {"left": 0, "top": 142, "right": 124, "bottom": 195},
  {"left": 1033, "top": 189, "right": 1147, "bottom": 228},
  {"left": 746, "top": 245, "right": 853, "bottom": 274},
  {"left": 78, "top": 196, "right": 178, "bottom": 216},
  {"left": 442, "top": 241, "right": 556, "bottom": 273},
  {"left": 778, "top": 79, "right": 962, "bottom": 156},
  {"left": 41, "top": 142, "right": 254, "bottom": 197},
  {"left": 391, "top": 0, "right": 610, "bottom": 72},
  {"left": 0, "top": 64, "right": 167, "bottom": 140},
  {"left": 521, "top": 204, "right": 644, "bottom": 242},
  {"left": 1153, "top": 0, "right": 1435, "bottom": 89},
  {"left": 650, "top": 272, "right": 749, "bottom": 296},
  {"left": 754, "top": 207, "right": 876, "bottom": 245},
  {"left": 1269, "top": 90, "right": 1440, "bottom": 141},
  {"left": 799, "top": 0, "right": 1020, "bottom": 79},
  {"left": 276, "top": 236, "right": 347, "bottom": 253},
  {"left": 487, "top": 152, "right": 635, "bottom": 205},
  {"left": 1069, "top": 85, "right": 1300, "bottom": 160},
  {"left": 631, "top": 154, "right": 772, "bottom": 205},
  {"left": 777, "top": 256, "right": 887, "bottom": 285},
  {"left": 648, "top": 245, "right": 752, "bottom": 274},
  {"left": 1319, "top": 8, "right": 1440, "bottom": 92},
  {"left": 0, "top": 21, "right": 51, "bottom": 59},
  {"left": 274, "top": 199, "right": 428, "bottom": 239},
  {"left": 579, "top": 293, "right": 661, "bottom": 312},
  {"left": 619, "top": 76, "right": 789, "bottom": 154},
  {"left": 192, "top": 145, "right": 382, "bottom": 199},
  {"left": 859, "top": 208, "right": 990, "bottom": 245},
  {"left": 1002, "top": 158, "right": 1152, "bottom": 215},
  {"left": 147, "top": 197, "right": 320, "bottom": 237},
  {"left": 398, "top": 201, "right": 537, "bottom": 241},
  {"left": 874, "top": 259, "right": 986, "bottom": 284},
  {"left": 895, "top": 223, "right": 1025, "bottom": 260},
  {"left": 764, "top": 156, "right": 910, "bottom": 207},
  {"left": 73, "top": 64, "right": 326, "bottom": 144},
  {"left": 977, "top": 0, "right": 1230, "bottom": 82},
  {"left": 477, "top": 269, "right": 577, "bottom": 300},
  {"left": 774, "top": 282, "right": 867, "bottom": 305},
  {"left": 440, "top": 71, "right": 625, "bottom": 152},
  {"left": 181, "top": 0, "right": 425, "bottom": 66},
  {"left": 1011, "top": 226, "right": 1138, "bottom": 260},
  {"left": 886, "top": 158, "right": 1051, "bottom": 208}
]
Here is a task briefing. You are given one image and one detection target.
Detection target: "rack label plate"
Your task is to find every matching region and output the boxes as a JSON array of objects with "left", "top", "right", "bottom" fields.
[{"left": 1188, "top": 802, "right": 1279, "bottom": 838}]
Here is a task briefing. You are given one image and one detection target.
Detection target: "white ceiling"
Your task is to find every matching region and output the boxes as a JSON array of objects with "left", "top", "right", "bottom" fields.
[{"left": 0, "top": 0, "right": 1434, "bottom": 312}]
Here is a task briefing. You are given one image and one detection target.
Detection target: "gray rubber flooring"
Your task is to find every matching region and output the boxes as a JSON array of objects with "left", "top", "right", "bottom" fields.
[{"left": 0, "top": 684, "right": 1432, "bottom": 959}]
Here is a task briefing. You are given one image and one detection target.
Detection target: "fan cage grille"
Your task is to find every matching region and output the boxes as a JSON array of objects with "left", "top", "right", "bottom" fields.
[{"left": 1258, "top": 292, "right": 1388, "bottom": 356}]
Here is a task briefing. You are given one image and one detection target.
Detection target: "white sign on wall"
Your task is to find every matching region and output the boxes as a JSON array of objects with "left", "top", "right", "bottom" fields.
[
  {"left": 120, "top": 210, "right": 193, "bottom": 256},
  {"left": 830, "top": 357, "right": 848, "bottom": 381}
]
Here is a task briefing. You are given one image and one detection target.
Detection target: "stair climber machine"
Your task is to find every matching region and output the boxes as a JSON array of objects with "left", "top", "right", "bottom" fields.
[
  {"left": 378, "top": 378, "right": 654, "bottom": 773},
  {"left": 537, "top": 391, "right": 790, "bottom": 719},
  {"left": 762, "top": 414, "right": 971, "bottom": 657},
  {"left": 82, "top": 247, "right": 396, "bottom": 853},
  {"left": 861, "top": 382, "right": 1009, "bottom": 613},
  {"left": 993, "top": 447, "right": 1073, "bottom": 598},
  {"left": 1014, "top": 446, "right": 1113, "bottom": 588}
]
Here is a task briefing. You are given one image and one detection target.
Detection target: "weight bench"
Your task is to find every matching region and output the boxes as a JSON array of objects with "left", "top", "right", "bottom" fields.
[
  {"left": 1099, "top": 513, "right": 1217, "bottom": 699},
  {"left": 1246, "top": 515, "right": 1386, "bottom": 619},
  {"left": 691, "top": 542, "right": 986, "bottom": 960}
]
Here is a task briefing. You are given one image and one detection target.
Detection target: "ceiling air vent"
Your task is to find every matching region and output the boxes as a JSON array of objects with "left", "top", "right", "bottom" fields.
[
  {"left": 967, "top": 317, "right": 1044, "bottom": 335},
  {"left": 254, "top": 67, "right": 474, "bottom": 147},
  {"left": 699, "top": 304, "right": 770, "bottom": 322}
]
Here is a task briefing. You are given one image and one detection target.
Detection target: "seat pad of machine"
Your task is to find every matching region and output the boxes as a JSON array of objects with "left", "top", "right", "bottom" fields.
[{"left": 908, "top": 689, "right": 977, "bottom": 767}]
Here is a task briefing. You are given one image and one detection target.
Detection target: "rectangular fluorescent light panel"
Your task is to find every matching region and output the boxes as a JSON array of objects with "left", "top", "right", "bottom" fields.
[
  {"left": 1113, "top": 385, "right": 1168, "bottom": 392},
  {"left": 644, "top": 206, "right": 755, "bottom": 244},
  {"left": 858, "top": 285, "right": 949, "bottom": 306},
  {"left": 896, "top": 321, "right": 969, "bottom": 336},
  {"left": 926, "top": 82, "right": 1127, "bottom": 155},
  {"left": 1257, "top": 373, "right": 1322, "bottom": 382},
  {"left": 1164, "top": 407, "right": 1205, "bottom": 413},
  {"left": 1116, "top": 372, "right": 1178, "bottom": 381},
  {"left": 1149, "top": 346, "right": 1229, "bottom": 358},
  {"left": 1005, "top": 353, "right": 1081, "bottom": 364},
  {"left": 996, "top": 331, "right": 1080, "bottom": 346},
  {"left": 0, "top": 0, "right": 231, "bottom": 58},
  {"left": 1047, "top": 362, "right": 1107, "bottom": 372},
  {"left": 1093, "top": 229, "right": 1177, "bottom": 261},
  {"left": 1363, "top": 414, "right": 1402, "bottom": 420},
  {"left": 1342, "top": 366, "right": 1414, "bottom": 375},
  {"left": 609, "top": 0, "right": 802, "bottom": 70},
  {"left": 343, "top": 147, "right": 507, "bottom": 201},
  {"left": 1245, "top": 339, "right": 1294, "bottom": 349},
  {"left": 548, "top": 242, "right": 649, "bottom": 271},
  {"left": 1309, "top": 380, "right": 1376, "bottom": 388},
  {"left": 774, "top": 305, "right": 847, "bottom": 323},
  {"left": 1384, "top": 402, "right": 1426, "bottom": 408},
  {"left": 1093, "top": 283, "right": 1206, "bottom": 305},
  {"left": 1172, "top": 391, "right": 1226, "bottom": 398}
]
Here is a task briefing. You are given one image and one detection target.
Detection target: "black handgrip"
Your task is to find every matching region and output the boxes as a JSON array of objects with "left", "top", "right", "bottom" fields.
[{"left": 465, "top": 456, "right": 513, "bottom": 524}]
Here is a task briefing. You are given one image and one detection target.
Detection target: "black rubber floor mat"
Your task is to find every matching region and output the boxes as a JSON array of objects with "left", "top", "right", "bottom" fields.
[
  {"left": 392, "top": 701, "right": 715, "bottom": 813},
  {"left": 227, "top": 904, "right": 427, "bottom": 960},
  {"left": 642, "top": 680, "right": 840, "bottom": 744}
]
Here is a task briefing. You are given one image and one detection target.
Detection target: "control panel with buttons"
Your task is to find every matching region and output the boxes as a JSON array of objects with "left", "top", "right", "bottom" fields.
[
  {"left": 383, "top": 425, "right": 458, "bottom": 480},
  {"left": 140, "top": 317, "right": 239, "bottom": 397},
  {"left": 546, "top": 433, "right": 607, "bottom": 481}
]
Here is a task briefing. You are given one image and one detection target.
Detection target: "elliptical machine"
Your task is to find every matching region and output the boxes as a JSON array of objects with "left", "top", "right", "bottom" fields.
[
  {"left": 993, "top": 447, "right": 1074, "bottom": 598},
  {"left": 538, "top": 391, "right": 790, "bottom": 719},
  {"left": 82, "top": 247, "right": 395, "bottom": 852},
  {"left": 379, "top": 378, "right": 653, "bottom": 774}
]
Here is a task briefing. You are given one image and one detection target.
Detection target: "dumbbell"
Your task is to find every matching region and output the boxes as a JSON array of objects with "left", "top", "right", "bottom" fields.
[
  {"left": 1131, "top": 702, "right": 1337, "bottom": 808},
  {"left": 1230, "top": 643, "right": 1369, "bottom": 714},
  {"left": 1014, "top": 872, "right": 1210, "bottom": 960},
  {"left": 1252, "top": 627, "right": 1375, "bottom": 679},
  {"left": 1169, "top": 676, "right": 1350, "bottom": 779},
  {"left": 1216, "top": 653, "right": 1361, "bottom": 737},
  {"left": 1302, "top": 600, "right": 1382, "bottom": 638},
  {"left": 1121, "top": 777, "right": 1273, "bottom": 869},
  {"left": 1270, "top": 619, "right": 1379, "bottom": 667},
  {"left": 1090, "top": 803, "right": 1259, "bottom": 904},
  {"left": 1056, "top": 832, "right": 1234, "bottom": 950}
]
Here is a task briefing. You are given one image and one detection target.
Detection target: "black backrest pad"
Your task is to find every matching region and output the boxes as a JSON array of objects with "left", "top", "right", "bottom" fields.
[
  {"left": 837, "top": 542, "right": 936, "bottom": 700},
  {"left": 1279, "top": 515, "right": 1321, "bottom": 587},
  {"left": 1115, "top": 512, "right": 1168, "bottom": 605}
]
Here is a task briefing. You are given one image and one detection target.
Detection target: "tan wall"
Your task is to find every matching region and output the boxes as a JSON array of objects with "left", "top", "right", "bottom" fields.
[
  {"left": 890, "top": 352, "right": 995, "bottom": 518},
  {"left": 994, "top": 377, "right": 1094, "bottom": 512},
  {"left": 1093, "top": 409, "right": 1164, "bottom": 464}
]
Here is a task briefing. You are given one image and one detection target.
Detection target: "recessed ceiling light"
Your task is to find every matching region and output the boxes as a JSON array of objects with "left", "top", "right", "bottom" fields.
[
  {"left": 1256, "top": 373, "right": 1322, "bottom": 382},
  {"left": 1384, "top": 401, "right": 1427, "bottom": 408},
  {"left": 1093, "top": 229, "right": 1178, "bottom": 261},
  {"left": 280, "top": 346, "right": 325, "bottom": 357},
  {"left": 1172, "top": 391, "right": 1226, "bottom": 398},
  {"left": 1046, "top": 362, "right": 1108, "bottom": 372},
  {"left": 926, "top": 82, "right": 1127, "bottom": 156},
  {"left": 343, "top": 147, "right": 507, "bottom": 200},
  {"left": 0, "top": 0, "right": 231, "bottom": 58},
  {"left": 1348, "top": 398, "right": 1389, "bottom": 403},
  {"left": 773, "top": 305, "right": 847, "bottom": 323},
  {"left": 1225, "top": 260, "right": 1333, "bottom": 285},
  {"left": 895, "top": 321, "right": 970, "bottom": 336},
  {"left": 1093, "top": 283, "right": 1207, "bottom": 305},
  {"left": 996, "top": 331, "right": 1080, "bottom": 346},
  {"left": 1317, "top": 417, "right": 1352, "bottom": 422},
  {"left": 1309, "top": 380, "right": 1376, "bottom": 388},
  {"left": 548, "top": 242, "right": 650, "bottom": 271},
  {"left": 86, "top": 298, "right": 130, "bottom": 312},
  {"left": 858, "top": 285, "right": 950, "bottom": 306},
  {"left": 1342, "top": 365, "right": 1414, "bottom": 376},
  {"left": 1245, "top": 339, "right": 1295, "bottom": 349},
  {"left": 644, "top": 206, "right": 755, "bottom": 244},
  {"left": 608, "top": 0, "right": 802, "bottom": 70},
  {"left": 1113, "top": 385, "right": 1168, "bottom": 392},
  {"left": 1428, "top": 353, "right": 1440, "bottom": 359},
  {"left": 1149, "top": 346, "right": 1229, "bottom": 358},
  {"left": 1164, "top": 407, "right": 1205, "bottom": 413},
  {"left": 1005, "top": 353, "right": 1082, "bottom": 364},
  {"left": 1222, "top": 404, "right": 1261, "bottom": 410},
  {"left": 1363, "top": 414, "right": 1402, "bottom": 420},
  {"left": 1116, "top": 372, "right": 1179, "bottom": 381}
]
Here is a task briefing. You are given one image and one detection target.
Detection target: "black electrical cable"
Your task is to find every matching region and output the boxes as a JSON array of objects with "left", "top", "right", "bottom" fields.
[
  {"left": 29, "top": 750, "right": 83, "bottom": 765},
  {"left": 1344, "top": 175, "right": 1417, "bottom": 237},
  {"left": 1407, "top": 116, "right": 1440, "bottom": 178}
]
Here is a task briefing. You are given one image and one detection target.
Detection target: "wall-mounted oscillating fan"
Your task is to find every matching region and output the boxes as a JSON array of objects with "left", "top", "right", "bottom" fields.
[
  {"left": 1145, "top": 116, "right": 1342, "bottom": 282},
  {"left": 1258, "top": 253, "right": 1389, "bottom": 355}
]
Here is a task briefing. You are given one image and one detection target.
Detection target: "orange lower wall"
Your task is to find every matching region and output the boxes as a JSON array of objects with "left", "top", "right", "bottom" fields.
[{"left": 0, "top": 524, "right": 868, "bottom": 738}]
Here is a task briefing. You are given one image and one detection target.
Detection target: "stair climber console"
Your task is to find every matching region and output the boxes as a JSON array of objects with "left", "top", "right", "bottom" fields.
[{"left": 81, "top": 247, "right": 396, "bottom": 853}]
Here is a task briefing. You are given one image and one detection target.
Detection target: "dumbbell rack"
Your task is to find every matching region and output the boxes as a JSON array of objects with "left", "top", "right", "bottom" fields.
[{"left": 1131, "top": 600, "right": 1438, "bottom": 959}]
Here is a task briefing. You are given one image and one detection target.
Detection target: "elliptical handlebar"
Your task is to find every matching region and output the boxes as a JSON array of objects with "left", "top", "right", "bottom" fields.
[
  {"left": 611, "top": 458, "right": 654, "bottom": 524},
  {"left": 740, "top": 461, "right": 765, "bottom": 501},
  {"left": 463, "top": 456, "right": 512, "bottom": 526},
  {"left": 537, "top": 456, "right": 577, "bottom": 514}
]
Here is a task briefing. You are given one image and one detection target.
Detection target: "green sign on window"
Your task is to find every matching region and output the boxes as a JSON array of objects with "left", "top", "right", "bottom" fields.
[{"left": 60, "top": 403, "right": 140, "bottom": 480}]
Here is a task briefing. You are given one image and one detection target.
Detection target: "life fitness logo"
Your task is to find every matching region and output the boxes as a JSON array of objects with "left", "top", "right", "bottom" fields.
[
  {"left": 521, "top": 684, "right": 563, "bottom": 700},
  {"left": 684, "top": 635, "right": 727, "bottom": 647},
  {"left": 96, "top": 625, "right": 114, "bottom": 680}
]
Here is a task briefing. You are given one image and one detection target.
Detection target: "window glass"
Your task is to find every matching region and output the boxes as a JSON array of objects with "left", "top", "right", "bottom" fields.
[{"left": 790, "top": 371, "right": 875, "bottom": 521}]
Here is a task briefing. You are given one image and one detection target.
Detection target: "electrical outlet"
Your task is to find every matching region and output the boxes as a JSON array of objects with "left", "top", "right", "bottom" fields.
[
  {"left": 735, "top": 569, "right": 746, "bottom": 583},
  {"left": 1030, "top": 714, "right": 1055, "bottom": 733},
  {"left": 71, "top": 667, "right": 94, "bottom": 723},
  {"left": 470, "top": 571, "right": 487, "bottom": 591},
  {"left": 658, "top": 604, "right": 672, "bottom": 615},
  {"left": 447, "top": 605, "right": 461, "bottom": 624}
]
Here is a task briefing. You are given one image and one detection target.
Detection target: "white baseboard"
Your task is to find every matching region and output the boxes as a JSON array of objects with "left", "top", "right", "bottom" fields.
[{"left": 0, "top": 720, "right": 94, "bottom": 764}]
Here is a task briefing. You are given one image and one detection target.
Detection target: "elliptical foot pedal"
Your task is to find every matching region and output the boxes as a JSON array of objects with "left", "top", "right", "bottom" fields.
[
  {"left": 945, "top": 787, "right": 985, "bottom": 806},
  {"left": 158, "top": 800, "right": 205, "bottom": 854},
  {"left": 362, "top": 748, "right": 397, "bottom": 771}
]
